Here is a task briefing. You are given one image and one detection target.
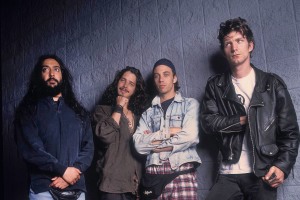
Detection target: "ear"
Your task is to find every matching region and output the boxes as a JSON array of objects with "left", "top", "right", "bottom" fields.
[
  {"left": 248, "top": 41, "right": 254, "bottom": 52},
  {"left": 173, "top": 75, "right": 178, "bottom": 84}
]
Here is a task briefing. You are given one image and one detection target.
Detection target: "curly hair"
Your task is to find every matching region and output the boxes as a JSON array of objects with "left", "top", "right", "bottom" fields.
[
  {"left": 218, "top": 17, "right": 255, "bottom": 54},
  {"left": 100, "top": 66, "right": 147, "bottom": 116},
  {"left": 15, "top": 54, "right": 88, "bottom": 120}
]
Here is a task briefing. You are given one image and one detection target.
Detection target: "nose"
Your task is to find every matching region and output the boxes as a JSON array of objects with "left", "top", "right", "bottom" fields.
[
  {"left": 231, "top": 42, "right": 238, "bottom": 52},
  {"left": 158, "top": 76, "right": 164, "bottom": 82},
  {"left": 49, "top": 69, "right": 54, "bottom": 77},
  {"left": 123, "top": 81, "right": 128, "bottom": 88}
]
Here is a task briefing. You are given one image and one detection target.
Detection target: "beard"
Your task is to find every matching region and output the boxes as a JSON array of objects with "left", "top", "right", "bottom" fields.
[{"left": 40, "top": 78, "right": 63, "bottom": 97}]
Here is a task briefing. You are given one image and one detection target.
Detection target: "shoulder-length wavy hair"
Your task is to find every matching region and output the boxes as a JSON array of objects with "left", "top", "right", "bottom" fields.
[
  {"left": 15, "top": 54, "right": 88, "bottom": 120},
  {"left": 100, "top": 66, "right": 147, "bottom": 116}
]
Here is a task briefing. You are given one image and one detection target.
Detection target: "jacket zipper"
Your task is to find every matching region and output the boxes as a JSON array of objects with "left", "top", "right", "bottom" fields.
[
  {"left": 220, "top": 122, "right": 241, "bottom": 133},
  {"left": 229, "top": 136, "right": 234, "bottom": 160},
  {"left": 248, "top": 105, "right": 256, "bottom": 175},
  {"left": 264, "top": 118, "right": 275, "bottom": 132}
]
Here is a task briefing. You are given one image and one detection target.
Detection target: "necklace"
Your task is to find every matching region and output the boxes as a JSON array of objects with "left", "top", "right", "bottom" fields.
[{"left": 124, "top": 109, "right": 134, "bottom": 133}]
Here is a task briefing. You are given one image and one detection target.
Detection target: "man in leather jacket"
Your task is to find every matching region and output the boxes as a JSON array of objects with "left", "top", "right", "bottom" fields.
[{"left": 200, "top": 17, "right": 299, "bottom": 200}]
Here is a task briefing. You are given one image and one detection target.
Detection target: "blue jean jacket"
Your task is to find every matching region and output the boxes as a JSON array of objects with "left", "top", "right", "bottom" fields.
[{"left": 133, "top": 92, "right": 201, "bottom": 170}]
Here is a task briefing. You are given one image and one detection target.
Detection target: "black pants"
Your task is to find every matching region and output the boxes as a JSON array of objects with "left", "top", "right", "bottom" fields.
[
  {"left": 100, "top": 192, "right": 136, "bottom": 200},
  {"left": 206, "top": 173, "right": 277, "bottom": 200}
]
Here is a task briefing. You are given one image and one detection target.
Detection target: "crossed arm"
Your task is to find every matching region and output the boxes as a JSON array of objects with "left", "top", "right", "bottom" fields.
[
  {"left": 151, "top": 127, "right": 181, "bottom": 153},
  {"left": 133, "top": 99, "right": 199, "bottom": 155}
]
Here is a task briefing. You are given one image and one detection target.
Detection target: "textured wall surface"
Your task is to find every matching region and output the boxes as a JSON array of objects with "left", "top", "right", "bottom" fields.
[{"left": 1, "top": 0, "right": 300, "bottom": 199}]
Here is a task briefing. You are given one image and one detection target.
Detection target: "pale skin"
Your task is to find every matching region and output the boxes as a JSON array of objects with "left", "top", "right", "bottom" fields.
[
  {"left": 224, "top": 31, "right": 284, "bottom": 188},
  {"left": 41, "top": 59, "right": 81, "bottom": 188}
]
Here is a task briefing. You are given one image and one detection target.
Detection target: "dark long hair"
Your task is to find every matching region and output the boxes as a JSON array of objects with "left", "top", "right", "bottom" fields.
[
  {"left": 15, "top": 54, "right": 88, "bottom": 120},
  {"left": 218, "top": 17, "right": 255, "bottom": 55},
  {"left": 100, "top": 66, "right": 147, "bottom": 116}
]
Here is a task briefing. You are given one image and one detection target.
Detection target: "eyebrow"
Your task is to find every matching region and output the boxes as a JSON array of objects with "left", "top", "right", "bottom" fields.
[
  {"left": 121, "top": 77, "right": 136, "bottom": 84},
  {"left": 129, "top": 80, "right": 136, "bottom": 85},
  {"left": 42, "top": 65, "right": 61, "bottom": 68}
]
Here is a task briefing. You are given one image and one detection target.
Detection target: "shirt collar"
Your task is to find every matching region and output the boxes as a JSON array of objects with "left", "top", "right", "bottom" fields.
[{"left": 152, "top": 91, "right": 183, "bottom": 106}]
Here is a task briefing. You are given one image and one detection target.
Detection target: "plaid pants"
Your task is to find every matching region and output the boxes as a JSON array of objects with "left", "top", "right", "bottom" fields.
[{"left": 146, "top": 162, "right": 198, "bottom": 200}]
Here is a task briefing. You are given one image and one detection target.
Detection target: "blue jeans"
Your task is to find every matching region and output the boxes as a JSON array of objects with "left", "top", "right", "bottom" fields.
[
  {"left": 206, "top": 173, "right": 277, "bottom": 200},
  {"left": 29, "top": 188, "right": 85, "bottom": 200}
]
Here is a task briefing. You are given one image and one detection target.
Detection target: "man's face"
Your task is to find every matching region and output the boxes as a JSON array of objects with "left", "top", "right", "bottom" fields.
[
  {"left": 41, "top": 58, "right": 63, "bottom": 87},
  {"left": 117, "top": 71, "right": 137, "bottom": 99},
  {"left": 223, "top": 31, "right": 254, "bottom": 67},
  {"left": 153, "top": 65, "right": 177, "bottom": 96}
]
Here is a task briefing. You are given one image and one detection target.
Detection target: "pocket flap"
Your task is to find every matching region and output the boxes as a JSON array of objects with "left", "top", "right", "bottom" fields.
[
  {"left": 170, "top": 115, "right": 182, "bottom": 121},
  {"left": 260, "top": 144, "right": 279, "bottom": 156}
]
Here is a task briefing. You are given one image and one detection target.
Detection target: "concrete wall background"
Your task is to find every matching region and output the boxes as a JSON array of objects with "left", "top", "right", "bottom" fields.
[{"left": 1, "top": 0, "right": 300, "bottom": 199}]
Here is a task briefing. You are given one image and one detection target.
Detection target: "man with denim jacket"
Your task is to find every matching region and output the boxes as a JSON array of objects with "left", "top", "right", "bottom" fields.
[
  {"left": 200, "top": 17, "right": 299, "bottom": 200},
  {"left": 133, "top": 58, "right": 201, "bottom": 199},
  {"left": 14, "top": 55, "right": 94, "bottom": 200}
]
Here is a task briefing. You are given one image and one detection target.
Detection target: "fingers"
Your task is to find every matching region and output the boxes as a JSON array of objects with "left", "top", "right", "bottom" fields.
[
  {"left": 240, "top": 116, "right": 247, "bottom": 125},
  {"left": 74, "top": 168, "right": 81, "bottom": 174},
  {"left": 62, "top": 167, "right": 81, "bottom": 185},
  {"left": 263, "top": 166, "right": 285, "bottom": 188},
  {"left": 169, "top": 127, "right": 181, "bottom": 135},
  {"left": 116, "top": 96, "right": 129, "bottom": 107},
  {"left": 264, "top": 167, "right": 275, "bottom": 181},
  {"left": 151, "top": 140, "right": 162, "bottom": 145},
  {"left": 50, "top": 177, "right": 70, "bottom": 189},
  {"left": 153, "top": 146, "right": 173, "bottom": 153},
  {"left": 69, "top": 176, "right": 80, "bottom": 185}
]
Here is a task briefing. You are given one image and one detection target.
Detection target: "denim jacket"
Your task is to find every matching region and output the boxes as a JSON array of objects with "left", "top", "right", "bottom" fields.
[{"left": 133, "top": 92, "right": 201, "bottom": 170}]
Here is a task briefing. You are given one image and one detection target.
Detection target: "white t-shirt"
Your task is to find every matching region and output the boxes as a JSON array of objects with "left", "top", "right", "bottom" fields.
[{"left": 220, "top": 68, "right": 255, "bottom": 174}]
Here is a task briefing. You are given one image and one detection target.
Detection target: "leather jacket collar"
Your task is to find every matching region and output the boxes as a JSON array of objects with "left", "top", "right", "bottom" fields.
[{"left": 216, "top": 65, "right": 269, "bottom": 107}]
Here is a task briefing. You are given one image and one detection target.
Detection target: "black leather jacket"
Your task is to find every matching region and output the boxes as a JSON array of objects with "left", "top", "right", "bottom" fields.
[{"left": 200, "top": 66, "right": 299, "bottom": 177}]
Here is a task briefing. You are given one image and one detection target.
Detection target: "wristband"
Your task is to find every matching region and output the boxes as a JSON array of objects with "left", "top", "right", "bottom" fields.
[{"left": 114, "top": 104, "right": 123, "bottom": 114}]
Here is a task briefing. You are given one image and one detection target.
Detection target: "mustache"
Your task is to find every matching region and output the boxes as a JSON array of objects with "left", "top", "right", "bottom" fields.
[
  {"left": 46, "top": 78, "right": 59, "bottom": 83},
  {"left": 119, "top": 87, "right": 129, "bottom": 92}
]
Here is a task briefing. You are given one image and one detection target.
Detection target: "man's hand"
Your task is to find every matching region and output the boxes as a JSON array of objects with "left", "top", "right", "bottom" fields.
[
  {"left": 116, "top": 95, "right": 129, "bottom": 107},
  {"left": 62, "top": 167, "right": 81, "bottom": 185},
  {"left": 151, "top": 140, "right": 162, "bottom": 145},
  {"left": 50, "top": 177, "right": 69, "bottom": 189},
  {"left": 169, "top": 127, "right": 181, "bottom": 137},
  {"left": 151, "top": 127, "right": 182, "bottom": 145},
  {"left": 152, "top": 146, "right": 173, "bottom": 153},
  {"left": 262, "top": 166, "right": 285, "bottom": 188},
  {"left": 240, "top": 116, "right": 247, "bottom": 125}
]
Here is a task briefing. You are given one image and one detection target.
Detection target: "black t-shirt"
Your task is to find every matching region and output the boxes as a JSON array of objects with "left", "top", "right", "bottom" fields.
[{"left": 161, "top": 97, "right": 174, "bottom": 118}]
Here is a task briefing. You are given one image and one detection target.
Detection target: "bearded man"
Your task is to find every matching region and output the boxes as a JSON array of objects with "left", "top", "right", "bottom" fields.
[{"left": 14, "top": 54, "right": 94, "bottom": 200}]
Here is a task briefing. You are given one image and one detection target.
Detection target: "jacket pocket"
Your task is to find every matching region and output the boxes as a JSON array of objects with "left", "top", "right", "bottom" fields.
[
  {"left": 169, "top": 115, "right": 183, "bottom": 127},
  {"left": 260, "top": 144, "right": 279, "bottom": 157},
  {"left": 151, "top": 115, "right": 161, "bottom": 131}
]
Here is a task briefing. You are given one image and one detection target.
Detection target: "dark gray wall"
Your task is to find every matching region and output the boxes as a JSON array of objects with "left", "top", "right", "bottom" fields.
[{"left": 2, "top": 0, "right": 300, "bottom": 199}]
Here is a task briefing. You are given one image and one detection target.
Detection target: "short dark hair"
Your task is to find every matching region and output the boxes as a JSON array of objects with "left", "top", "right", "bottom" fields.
[
  {"left": 15, "top": 54, "right": 88, "bottom": 120},
  {"left": 218, "top": 17, "right": 255, "bottom": 54},
  {"left": 100, "top": 66, "right": 147, "bottom": 115}
]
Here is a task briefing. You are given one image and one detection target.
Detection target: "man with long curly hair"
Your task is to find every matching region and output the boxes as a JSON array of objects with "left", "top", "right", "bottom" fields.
[
  {"left": 93, "top": 66, "right": 147, "bottom": 200},
  {"left": 14, "top": 54, "right": 94, "bottom": 200}
]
